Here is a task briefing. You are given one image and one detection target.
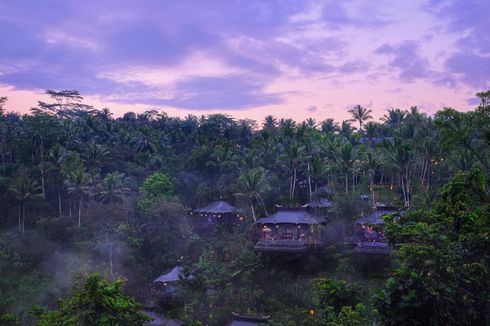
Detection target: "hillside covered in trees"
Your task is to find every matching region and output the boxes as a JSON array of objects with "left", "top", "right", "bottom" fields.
[{"left": 0, "top": 90, "right": 489, "bottom": 325}]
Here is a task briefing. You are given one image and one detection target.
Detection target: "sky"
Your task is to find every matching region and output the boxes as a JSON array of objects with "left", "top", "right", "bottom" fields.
[{"left": 0, "top": 0, "right": 489, "bottom": 123}]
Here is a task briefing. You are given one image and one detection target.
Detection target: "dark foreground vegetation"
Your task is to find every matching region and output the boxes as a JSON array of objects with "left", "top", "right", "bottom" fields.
[{"left": 0, "top": 90, "right": 489, "bottom": 325}]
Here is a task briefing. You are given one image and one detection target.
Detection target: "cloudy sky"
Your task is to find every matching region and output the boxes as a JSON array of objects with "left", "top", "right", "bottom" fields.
[{"left": 0, "top": 0, "right": 488, "bottom": 122}]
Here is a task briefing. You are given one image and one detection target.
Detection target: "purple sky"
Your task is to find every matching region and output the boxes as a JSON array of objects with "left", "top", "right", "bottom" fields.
[{"left": 0, "top": 0, "right": 488, "bottom": 122}]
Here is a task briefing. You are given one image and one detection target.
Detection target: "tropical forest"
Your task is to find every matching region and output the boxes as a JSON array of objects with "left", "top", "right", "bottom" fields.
[{"left": 0, "top": 89, "right": 489, "bottom": 325}]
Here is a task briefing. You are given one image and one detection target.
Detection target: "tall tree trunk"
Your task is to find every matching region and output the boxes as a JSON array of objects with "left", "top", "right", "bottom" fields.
[
  {"left": 18, "top": 201, "right": 21, "bottom": 232},
  {"left": 58, "top": 184, "right": 62, "bottom": 217},
  {"left": 106, "top": 234, "right": 114, "bottom": 278},
  {"left": 40, "top": 139, "right": 46, "bottom": 198},
  {"left": 1, "top": 153, "right": 5, "bottom": 175},
  {"left": 256, "top": 194, "right": 268, "bottom": 216},
  {"left": 426, "top": 162, "right": 431, "bottom": 192},
  {"left": 78, "top": 197, "right": 82, "bottom": 228},
  {"left": 307, "top": 162, "right": 312, "bottom": 201},
  {"left": 290, "top": 168, "right": 297, "bottom": 201},
  {"left": 345, "top": 173, "right": 348, "bottom": 193},
  {"left": 292, "top": 168, "right": 297, "bottom": 199},
  {"left": 352, "top": 171, "right": 355, "bottom": 192},
  {"left": 400, "top": 174, "right": 407, "bottom": 206},
  {"left": 370, "top": 173, "right": 375, "bottom": 206},
  {"left": 40, "top": 167, "right": 46, "bottom": 199},
  {"left": 250, "top": 201, "right": 256, "bottom": 223},
  {"left": 22, "top": 202, "right": 25, "bottom": 235},
  {"left": 405, "top": 165, "right": 411, "bottom": 207}
]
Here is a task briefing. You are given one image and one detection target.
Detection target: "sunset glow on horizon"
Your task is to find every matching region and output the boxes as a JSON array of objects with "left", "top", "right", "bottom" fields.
[{"left": 1, "top": 0, "right": 488, "bottom": 123}]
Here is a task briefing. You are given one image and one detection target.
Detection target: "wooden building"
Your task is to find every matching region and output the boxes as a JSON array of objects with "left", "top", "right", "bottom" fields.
[
  {"left": 253, "top": 208, "right": 325, "bottom": 252},
  {"left": 345, "top": 206, "right": 398, "bottom": 255},
  {"left": 152, "top": 258, "right": 192, "bottom": 301},
  {"left": 190, "top": 200, "right": 243, "bottom": 230}
]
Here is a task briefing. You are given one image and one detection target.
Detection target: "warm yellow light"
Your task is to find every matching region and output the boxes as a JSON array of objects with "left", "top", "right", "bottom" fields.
[{"left": 309, "top": 310, "right": 315, "bottom": 315}]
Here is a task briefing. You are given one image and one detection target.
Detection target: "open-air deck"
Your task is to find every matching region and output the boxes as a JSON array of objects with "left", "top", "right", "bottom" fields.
[
  {"left": 354, "top": 241, "right": 391, "bottom": 255},
  {"left": 253, "top": 208, "right": 325, "bottom": 253},
  {"left": 345, "top": 206, "right": 398, "bottom": 255},
  {"left": 254, "top": 239, "right": 309, "bottom": 252}
]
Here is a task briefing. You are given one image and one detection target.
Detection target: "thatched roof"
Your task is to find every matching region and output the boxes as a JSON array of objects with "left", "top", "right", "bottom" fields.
[
  {"left": 192, "top": 200, "right": 236, "bottom": 214},
  {"left": 229, "top": 313, "right": 270, "bottom": 326},
  {"left": 153, "top": 265, "right": 183, "bottom": 284},
  {"left": 304, "top": 198, "right": 332, "bottom": 208},
  {"left": 355, "top": 207, "right": 397, "bottom": 225},
  {"left": 255, "top": 208, "right": 320, "bottom": 225}
]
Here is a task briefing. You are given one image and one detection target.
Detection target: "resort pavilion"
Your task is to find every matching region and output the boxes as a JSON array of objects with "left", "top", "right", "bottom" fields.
[
  {"left": 190, "top": 200, "right": 243, "bottom": 228},
  {"left": 152, "top": 258, "right": 193, "bottom": 301},
  {"left": 346, "top": 206, "right": 398, "bottom": 255},
  {"left": 253, "top": 207, "right": 325, "bottom": 253}
]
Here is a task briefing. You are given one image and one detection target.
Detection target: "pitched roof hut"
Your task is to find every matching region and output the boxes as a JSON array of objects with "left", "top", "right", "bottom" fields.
[
  {"left": 254, "top": 208, "right": 324, "bottom": 252},
  {"left": 152, "top": 258, "right": 192, "bottom": 300},
  {"left": 304, "top": 198, "right": 332, "bottom": 209},
  {"left": 354, "top": 206, "right": 397, "bottom": 225},
  {"left": 192, "top": 200, "right": 236, "bottom": 215},
  {"left": 255, "top": 208, "right": 320, "bottom": 225},
  {"left": 191, "top": 200, "right": 243, "bottom": 229},
  {"left": 153, "top": 265, "right": 184, "bottom": 284},
  {"left": 349, "top": 206, "right": 398, "bottom": 255}
]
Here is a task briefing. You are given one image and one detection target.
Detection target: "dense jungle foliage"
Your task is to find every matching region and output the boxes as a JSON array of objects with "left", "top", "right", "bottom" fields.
[{"left": 0, "top": 90, "right": 489, "bottom": 325}]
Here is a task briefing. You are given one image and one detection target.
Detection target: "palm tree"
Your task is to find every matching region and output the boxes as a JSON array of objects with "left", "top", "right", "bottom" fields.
[
  {"left": 348, "top": 105, "right": 373, "bottom": 130},
  {"left": 96, "top": 172, "right": 130, "bottom": 204},
  {"left": 231, "top": 248, "right": 262, "bottom": 304},
  {"left": 364, "top": 151, "right": 379, "bottom": 206},
  {"left": 65, "top": 168, "right": 91, "bottom": 228},
  {"left": 383, "top": 138, "right": 412, "bottom": 206},
  {"left": 381, "top": 108, "right": 407, "bottom": 128},
  {"left": 363, "top": 122, "right": 379, "bottom": 147},
  {"left": 309, "top": 224, "right": 325, "bottom": 249},
  {"left": 262, "top": 115, "right": 277, "bottom": 132},
  {"left": 8, "top": 170, "right": 43, "bottom": 234},
  {"left": 320, "top": 118, "right": 339, "bottom": 135},
  {"left": 0, "top": 96, "right": 7, "bottom": 115},
  {"left": 280, "top": 142, "right": 304, "bottom": 202},
  {"left": 305, "top": 118, "right": 316, "bottom": 128},
  {"left": 47, "top": 144, "right": 67, "bottom": 216},
  {"left": 134, "top": 126, "right": 158, "bottom": 155},
  {"left": 339, "top": 142, "right": 354, "bottom": 193},
  {"left": 340, "top": 121, "right": 353, "bottom": 139},
  {"left": 235, "top": 168, "right": 270, "bottom": 222},
  {"left": 309, "top": 157, "right": 328, "bottom": 193}
]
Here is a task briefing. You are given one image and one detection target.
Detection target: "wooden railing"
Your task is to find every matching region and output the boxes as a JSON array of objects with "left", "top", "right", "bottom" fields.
[
  {"left": 254, "top": 239, "right": 309, "bottom": 252},
  {"left": 353, "top": 242, "right": 391, "bottom": 255}
]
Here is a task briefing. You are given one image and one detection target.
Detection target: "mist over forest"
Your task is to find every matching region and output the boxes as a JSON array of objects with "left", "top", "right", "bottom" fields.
[{"left": 0, "top": 90, "right": 489, "bottom": 325}]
